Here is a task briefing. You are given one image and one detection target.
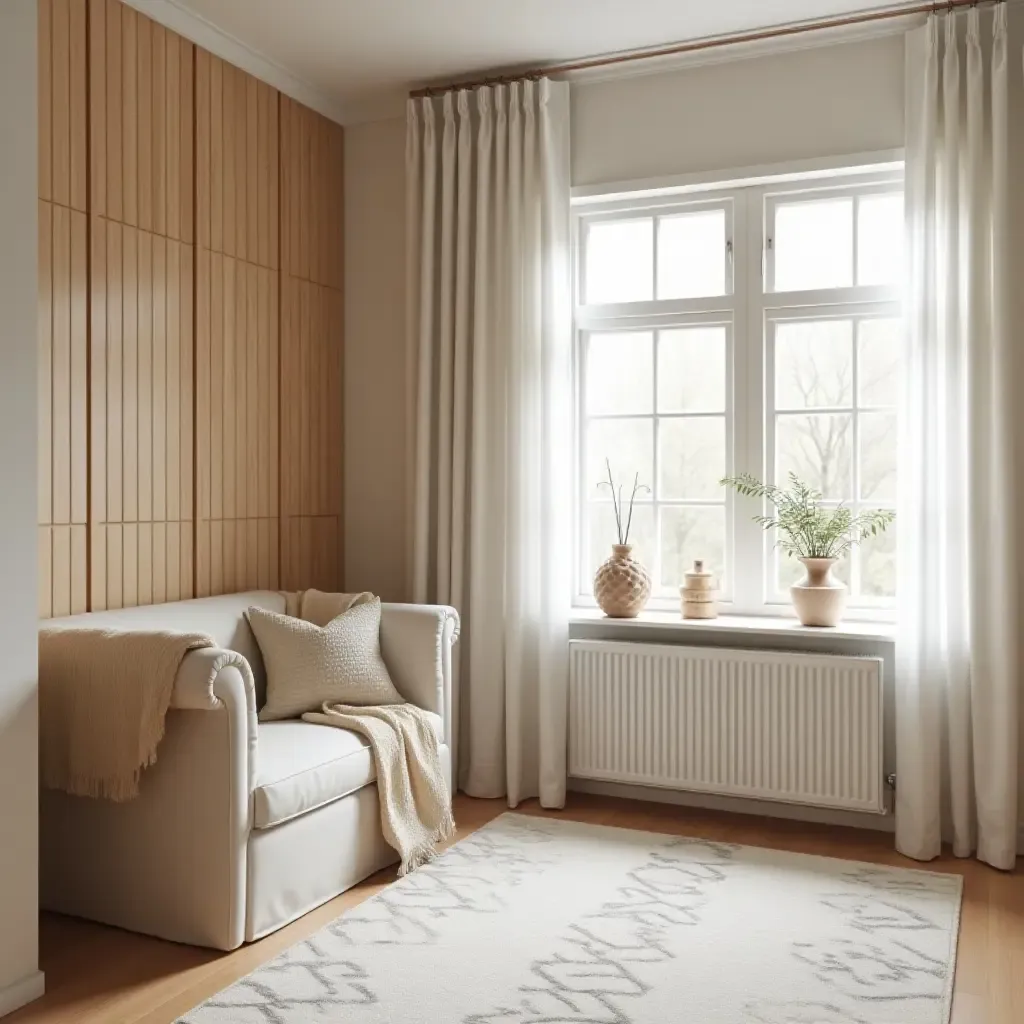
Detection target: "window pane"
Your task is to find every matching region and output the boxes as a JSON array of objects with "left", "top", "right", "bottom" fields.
[
  {"left": 776, "top": 414, "right": 853, "bottom": 499},
  {"left": 587, "top": 502, "right": 655, "bottom": 583},
  {"left": 774, "top": 198, "right": 853, "bottom": 292},
  {"left": 858, "top": 319, "right": 902, "bottom": 407},
  {"left": 587, "top": 418, "right": 654, "bottom": 499},
  {"left": 657, "top": 327, "right": 726, "bottom": 413},
  {"left": 858, "top": 515, "right": 897, "bottom": 598},
  {"left": 586, "top": 332, "right": 653, "bottom": 415},
  {"left": 659, "top": 418, "right": 726, "bottom": 500},
  {"left": 857, "top": 194, "right": 904, "bottom": 286},
  {"left": 660, "top": 507, "right": 725, "bottom": 591},
  {"left": 585, "top": 218, "right": 653, "bottom": 304},
  {"left": 860, "top": 412, "right": 897, "bottom": 502},
  {"left": 778, "top": 546, "right": 850, "bottom": 592},
  {"left": 657, "top": 210, "right": 727, "bottom": 299},
  {"left": 775, "top": 320, "right": 853, "bottom": 409}
]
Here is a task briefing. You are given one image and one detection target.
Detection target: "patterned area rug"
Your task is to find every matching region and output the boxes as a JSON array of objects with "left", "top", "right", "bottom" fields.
[{"left": 178, "top": 813, "right": 962, "bottom": 1024}]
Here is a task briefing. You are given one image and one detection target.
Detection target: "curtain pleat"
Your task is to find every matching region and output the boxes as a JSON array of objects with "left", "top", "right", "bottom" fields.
[
  {"left": 897, "top": 6, "right": 1019, "bottom": 870},
  {"left": 409, "top": 79, "right": 572, "bottom": 807}
]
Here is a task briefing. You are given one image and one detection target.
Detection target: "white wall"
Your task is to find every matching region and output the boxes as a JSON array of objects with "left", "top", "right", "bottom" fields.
[
  {"left": 343, "top": 32, "right": 908, "bottom": 596},
  {"left": 0, "top": 0, "right": 43, "bottom": 1016},
  {"left": 571, "top": 33, "right": 905, "bottom": 186},
  {"left": 344, "top": 116, "right": 409, "bottom": 601}
]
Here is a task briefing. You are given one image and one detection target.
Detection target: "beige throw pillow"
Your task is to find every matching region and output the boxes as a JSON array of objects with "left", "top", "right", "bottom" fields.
[{"left": 248, "top": 599, "right": 404, "bottom": 721}]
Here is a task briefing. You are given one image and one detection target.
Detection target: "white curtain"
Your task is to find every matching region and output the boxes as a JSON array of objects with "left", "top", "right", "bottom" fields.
[
  {"left": 897, "top": 5, "right": 1020, "bottom": 869},
  {"left": 406, "top": 80, "right": 573, "bottom": 808}
]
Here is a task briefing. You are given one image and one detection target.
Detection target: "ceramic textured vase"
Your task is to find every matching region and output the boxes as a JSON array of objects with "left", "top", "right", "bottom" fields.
[
  {"left": 594, "top": 544, "right": 651, "bottom": 618},
  {"left": 790, "top": 556, "right": 847, "bottom": 627}
]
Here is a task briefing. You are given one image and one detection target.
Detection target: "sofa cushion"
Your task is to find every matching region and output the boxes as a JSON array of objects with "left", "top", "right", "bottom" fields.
[
  {"left": 248, "top": 600, "right": 404, "bottom": 721},
  {"left": 253, "top": 716, "right": 443, "bottom": 829}
]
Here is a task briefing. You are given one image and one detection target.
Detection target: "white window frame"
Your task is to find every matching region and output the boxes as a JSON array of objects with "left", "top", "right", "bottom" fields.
[{"left": 573, "top": 164, "right": 904, "bottom": 619}]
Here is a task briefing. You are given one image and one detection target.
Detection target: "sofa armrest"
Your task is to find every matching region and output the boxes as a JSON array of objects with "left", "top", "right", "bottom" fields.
[
  {"left": 170, "top": 647, "right": 258, "bottom": 791},
  {"left": 379, "top": 604, "right": 459, "bottom": 744}
]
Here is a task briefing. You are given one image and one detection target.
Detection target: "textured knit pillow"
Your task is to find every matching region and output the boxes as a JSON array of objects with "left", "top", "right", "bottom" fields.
[{"left": 247, "top": 598, "right": 404, "bottom": 721}]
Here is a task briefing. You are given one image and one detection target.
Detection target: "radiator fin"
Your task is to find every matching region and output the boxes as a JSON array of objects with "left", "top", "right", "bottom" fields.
[{"left": 569, "top": 641, "right": 884, "bottom": 814}]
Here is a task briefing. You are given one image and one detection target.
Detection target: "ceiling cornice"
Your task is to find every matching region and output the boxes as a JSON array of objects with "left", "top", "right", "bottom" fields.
[{"left": 119, "top": 0, "right": 351, "bottom": 126}]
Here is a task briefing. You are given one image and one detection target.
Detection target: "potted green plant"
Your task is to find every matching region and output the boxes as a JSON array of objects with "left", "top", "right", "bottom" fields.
[{"left": 721, "top": 472, "right": 895, "bottom": 626}]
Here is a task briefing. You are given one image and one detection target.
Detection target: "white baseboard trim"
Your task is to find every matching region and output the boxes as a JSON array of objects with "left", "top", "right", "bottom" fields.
[
  {"left": 570, "top": 779, "right": 1024, "bottom": 859},
  {"left": 0, "top": 971, "right": 44, "bottom": 1019},
  {"left": 568, "top": 777, "right": 896, "bottom": 833}
]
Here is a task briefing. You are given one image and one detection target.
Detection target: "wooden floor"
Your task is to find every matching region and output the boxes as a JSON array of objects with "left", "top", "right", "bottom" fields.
[{"left": 8, "top": 792, "right": 1023, "bottom": 1024}]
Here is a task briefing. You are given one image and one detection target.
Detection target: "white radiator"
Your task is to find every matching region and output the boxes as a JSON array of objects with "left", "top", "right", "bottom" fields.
[{"left": 568, "top": 640, "right": 885, "bottom": 814}]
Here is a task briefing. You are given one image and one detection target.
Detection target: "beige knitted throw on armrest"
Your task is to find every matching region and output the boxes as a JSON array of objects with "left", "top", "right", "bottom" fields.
[
  {"left": 282, "top": 589, "right": 455, "bottom": 874},
  {"left": 39, "top": 628, "right": 215, "bottom": 801}
]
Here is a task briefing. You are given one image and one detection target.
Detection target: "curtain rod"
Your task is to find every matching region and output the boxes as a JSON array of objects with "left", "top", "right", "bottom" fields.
[{"left": 409, "top": 0, "right": 1001, "bottom": 99}]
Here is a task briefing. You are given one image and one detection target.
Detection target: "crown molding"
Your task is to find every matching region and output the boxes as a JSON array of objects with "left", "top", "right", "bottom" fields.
[{"left": 119, "top": 0, "right": 351, "bottom": 126}]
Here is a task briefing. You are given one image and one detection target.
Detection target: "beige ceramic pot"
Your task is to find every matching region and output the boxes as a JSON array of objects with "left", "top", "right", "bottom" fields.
[
  {"left": 790, "top": 556, "right": 847, "bottom": 627},
  {"left": 594, "top": 544, "right": 651, "bottom": 618}
]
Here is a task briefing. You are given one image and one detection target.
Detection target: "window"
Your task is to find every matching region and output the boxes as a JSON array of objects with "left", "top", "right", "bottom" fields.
[{"left": 574, "top": 169, "right": 903, "bottom": 616}]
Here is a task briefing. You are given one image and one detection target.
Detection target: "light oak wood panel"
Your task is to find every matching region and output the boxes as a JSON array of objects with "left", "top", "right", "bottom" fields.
[
  {"left": 279, "top": 277, "right": 343, "bottom": 591},
  {"left": 196, "top": 51, "right": 279, "bottom": 269},
  {"left": 89, "top": 218, "right": 195, "bottom": 611},
  {"left": 38, "top": 0, "right": 88, "bottom": 213},
  {"left": 194, "top": 251, "right": 280, "bottom": 597},
  {"left": 38, "top": 0, "right": 341, "bottom": 615},
  {"left": 89, "top": 0, "right": 193, "bottom": 241},
  {"left": 38, "top": 200, "right": 89, "bottom": 619},
  {"left": 6, "top": 793, "right": 1024, "bottom": 1024},
  {"left": 280, "top": 97, "right": 343, "bottom": 289}
]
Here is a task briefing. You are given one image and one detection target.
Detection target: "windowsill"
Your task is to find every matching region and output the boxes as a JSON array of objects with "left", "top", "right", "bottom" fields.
[{"left": 569, "top": 606, "right": 896, "bottom": 643}]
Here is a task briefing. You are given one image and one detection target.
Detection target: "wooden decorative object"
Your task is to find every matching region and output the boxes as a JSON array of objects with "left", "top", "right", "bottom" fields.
[{"left": 680, "top": 559, "right": 718, "bottom": 619}]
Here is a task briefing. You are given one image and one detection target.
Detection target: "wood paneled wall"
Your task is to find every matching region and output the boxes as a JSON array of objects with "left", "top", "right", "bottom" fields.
[
  {"left": 38, "top": 0, "right": 89, "bottom": 618},
  {"left": 88, "top": 0, "right": 196, "bottom": 611},
  {"left": 280, "top": 98, "right": 345, "bottom": 591},
  {"left": 37, "top": 0, "right": 345, "bottom": 617},
  {"left": 195, "top": 52, "right": 281, "bottom": 597}
]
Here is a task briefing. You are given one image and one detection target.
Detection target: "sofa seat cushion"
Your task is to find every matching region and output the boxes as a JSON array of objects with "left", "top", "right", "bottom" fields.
[{"left": 253, "top": 715, "right": 442, "bottom": 829}]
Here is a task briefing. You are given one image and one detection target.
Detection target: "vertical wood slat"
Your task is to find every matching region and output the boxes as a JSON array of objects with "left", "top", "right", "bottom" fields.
[
  {"left": 123, "top": 225, "right": 138, "bottom": 522},
  {"left": 90, "top": 0, "right": 106, "bottom": 217},
  {"left": 152, "top": 24, "right": 167, "bottom": 239},
  {"left": 106, "top": 0, "right": 123, "bottom": 224},
  {"left": 39, "top": 0, "right": 53, "bottom": 202},
  {"left": 91, "top": 218, "right": 107, "bottom": 610},
  {"left": 51, "top": 0, "right": 71, "bottom": 208},
  {"left": 52, "top": 205, "right": 72, "bottom": 525},
  {"left": 69, "top": 0, "right": 88, "bottom": 213},
  {"left": 137, "top": 12, "right": 152, "bottom": 232},
  {"left": 122, "top": 4, "right": 138, "bottom": 227},
  {"left": 39, "top": 203, "right": 54, "bottom": 538}
]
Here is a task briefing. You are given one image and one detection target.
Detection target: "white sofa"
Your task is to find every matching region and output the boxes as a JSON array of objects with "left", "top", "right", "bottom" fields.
[{"left": 39, "top": 590, "right": 458, "bottom": 950}]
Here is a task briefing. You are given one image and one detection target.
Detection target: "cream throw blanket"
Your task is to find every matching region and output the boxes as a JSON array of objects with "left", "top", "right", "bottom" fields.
[
  {"left": 39, "top": 628, "right": 215, "bottom": 800},
  {"left": 282, "top": 589, "right": 455, "bottom": 874}
]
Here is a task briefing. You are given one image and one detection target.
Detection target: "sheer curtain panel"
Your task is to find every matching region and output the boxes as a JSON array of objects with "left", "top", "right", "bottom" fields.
[
  {"left": 407, "top": 80, "right": 573, "bottom": 808},
  {"left": 897, "top": 5, "right": 1020, "bottom": 869}
]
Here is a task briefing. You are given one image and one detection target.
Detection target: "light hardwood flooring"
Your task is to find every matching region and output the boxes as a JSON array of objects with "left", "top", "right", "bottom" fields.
[{"left": 9, "top": 793, "right": 1023, "bottom": 1024}]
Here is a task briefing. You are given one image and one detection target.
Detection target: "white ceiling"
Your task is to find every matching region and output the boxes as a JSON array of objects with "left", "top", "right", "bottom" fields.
[{"left": 161, "top": 0, "right": 919, "bottom": 121}]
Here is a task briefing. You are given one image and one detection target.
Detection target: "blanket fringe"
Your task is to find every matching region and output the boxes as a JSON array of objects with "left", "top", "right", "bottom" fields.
[{"left": 397, "top": 810, "right": 457, "bottom": 877}]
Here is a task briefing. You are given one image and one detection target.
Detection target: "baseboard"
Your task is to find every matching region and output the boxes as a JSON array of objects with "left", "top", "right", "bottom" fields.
[
  {"left": 0, "top": 971, "right": 44, "bottom": 1019},
  {"left": 568, "top": 777, "right": 896, "bottom": 833}
]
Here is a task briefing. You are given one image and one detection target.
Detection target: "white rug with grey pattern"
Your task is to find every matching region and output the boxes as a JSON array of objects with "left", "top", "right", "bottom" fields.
[{"left": 179, "top": 813, "right": 962, "bottom": 1024}]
